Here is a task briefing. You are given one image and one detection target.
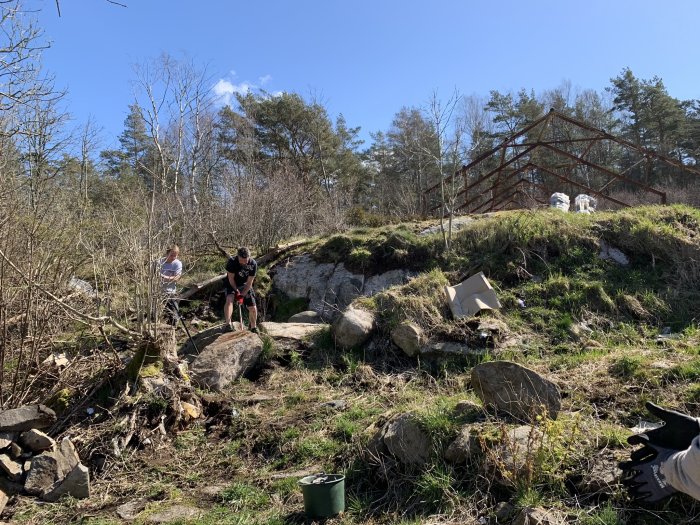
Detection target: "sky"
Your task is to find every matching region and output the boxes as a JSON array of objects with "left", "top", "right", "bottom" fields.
[{"left": 25, "top": 0, "right": 700, "bottom": 152}]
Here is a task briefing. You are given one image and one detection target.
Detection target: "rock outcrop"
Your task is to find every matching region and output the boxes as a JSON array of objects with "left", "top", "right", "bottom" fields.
[
  {"left": 287, "top": 311, "right": 323, "bottom": 323},
  {"left": 262, "top": 322, "right": 327, "bottom": 341},
  {"left": 272, "top": 254, "right": 411, "bottom": 320}
]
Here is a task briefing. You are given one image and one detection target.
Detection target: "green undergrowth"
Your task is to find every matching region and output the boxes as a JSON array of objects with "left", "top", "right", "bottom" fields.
[{"left": 312, "top": 225, "right": 438, "bottom": 274}]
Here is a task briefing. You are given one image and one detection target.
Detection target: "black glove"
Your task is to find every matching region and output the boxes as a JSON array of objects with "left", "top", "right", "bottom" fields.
[
  {"left": 620, "top": 442, "right": 677, "bottom": 502},
  {"left": 628, "top": 402, "right": 700, "bottom": 450}
]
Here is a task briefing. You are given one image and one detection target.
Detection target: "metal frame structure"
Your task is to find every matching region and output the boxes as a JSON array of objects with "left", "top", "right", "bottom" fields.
[{"left": 425, "top": 109, "right": 700, "bottom": 214}]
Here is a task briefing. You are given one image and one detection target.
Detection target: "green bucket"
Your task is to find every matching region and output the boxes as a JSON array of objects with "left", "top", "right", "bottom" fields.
[{"left": 298, "top": 473, "right": 345, "bottom": 518}]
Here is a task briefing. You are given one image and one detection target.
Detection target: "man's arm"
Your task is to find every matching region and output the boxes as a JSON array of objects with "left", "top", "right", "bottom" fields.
[
  {"left": 227, "top": 271, "right": 237, "bottom": 289},
  {"left": 241, "top": 275, "right": 255, "bottom": 296},
  {"left": 661, "top": 435, "right": 700, "bottom": 500}
]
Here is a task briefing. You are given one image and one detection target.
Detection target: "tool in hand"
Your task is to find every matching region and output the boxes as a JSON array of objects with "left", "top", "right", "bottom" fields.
[{"left": 235, "top": 290, "right": 244, "bottom": 331}]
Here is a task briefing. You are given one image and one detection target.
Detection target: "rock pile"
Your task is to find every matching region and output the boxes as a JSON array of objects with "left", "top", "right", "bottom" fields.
[{"left": 0, "top": 404, "right": 89, "bottom": 513}]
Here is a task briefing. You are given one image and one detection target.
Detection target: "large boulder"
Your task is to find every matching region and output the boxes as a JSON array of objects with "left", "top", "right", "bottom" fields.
[
  {"left": 332, "top": 307, "right": 375, "bottom": 349},
  {"left": 0, "top": 405, "right": 56, "bottom": 432},
  {"left": 391, "top": 321, "right": 424, "bottom": 357},
  {"left": 272, "top": 254, "right": 411, "bottom": 320},
  {"left": 190, "top": 331, "right": 263, "bottom": 392},
  {"left": 471, "top": 361, "right": 561, "bottom": 421},
  {"left": 25, "top": 437, "right": 82, "bottom": 496},
  {"left": 55, "top": 437, "right": 81, "bottom": 478}
]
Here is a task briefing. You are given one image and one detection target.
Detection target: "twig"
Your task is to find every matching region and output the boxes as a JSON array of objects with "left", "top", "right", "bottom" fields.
[
  {"left": 209, "top": 231, "right": 232, "bottom": 259},
  {"left": 98, "top": 326, "right": 122, "bottom": 364}
]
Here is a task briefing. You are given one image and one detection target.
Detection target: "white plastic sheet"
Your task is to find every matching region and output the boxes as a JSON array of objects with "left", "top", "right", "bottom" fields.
[
  {"left": 549, "top": 192, "right": 570, "bottom": 212},
  {"left": 574, "top": 194, "right": 597, "bottom": 214}
]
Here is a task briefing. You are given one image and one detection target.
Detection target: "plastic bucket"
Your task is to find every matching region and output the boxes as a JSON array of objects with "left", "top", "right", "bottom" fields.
[{"left": 298, "top": 473, "right": 345, "bottom": 518}]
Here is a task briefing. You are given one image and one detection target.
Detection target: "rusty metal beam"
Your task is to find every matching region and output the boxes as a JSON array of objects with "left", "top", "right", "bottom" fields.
[
  {"left": 430, "top": 145, "right": 538, "bottom": 212},
  {"left": 538, "top": 143, "right": 666, "bottom": 202},
  {"left": 472, "top": 177, "right": 549, "bottom": 214},
  {"left": 552, "top": 110, "right": 700, "bottom": 178},
  {"left": 532, "top": 163, "right": 631, "bottom": 208},
  {"left": 457, "top": 163, "right": 534, "bottom": 213},
  {"left": 424, "top": 107, "right": 698, "bottom": 215},
  {"left": 471, "top": 176, "right": 541, "bottom": 214},
  {"left": 424, "top": 110, "right": 553, "bottom": 195},
  {"left": 493, "top": 191, "right": 545, "bottom": 212}
]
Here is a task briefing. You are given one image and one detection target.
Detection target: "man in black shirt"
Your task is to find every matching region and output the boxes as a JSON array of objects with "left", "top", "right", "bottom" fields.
[{"left": 224, "top": 246, "right": 258, "bottom": 333}]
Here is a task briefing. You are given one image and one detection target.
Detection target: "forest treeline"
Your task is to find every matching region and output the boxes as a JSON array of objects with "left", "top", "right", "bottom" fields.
[
  {"left": 20, "top": 63, "right": 699, "bottom": 248},
  {"left": 1, "top": 1, "right": 699, "bottom": 406}
]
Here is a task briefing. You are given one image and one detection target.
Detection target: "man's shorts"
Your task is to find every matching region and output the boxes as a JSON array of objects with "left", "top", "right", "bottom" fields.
[{"left": 225, "top": 284, "right": 256, "bottom": 308}]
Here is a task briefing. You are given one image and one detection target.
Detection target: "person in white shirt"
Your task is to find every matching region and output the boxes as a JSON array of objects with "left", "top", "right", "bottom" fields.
[{"left": 159, "top": 245, "right": 182, "bottom": 325}]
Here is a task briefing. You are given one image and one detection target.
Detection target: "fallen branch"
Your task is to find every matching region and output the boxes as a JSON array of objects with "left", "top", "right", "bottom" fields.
[
  {"left": 178, "top": 238, "right": 310, "bottom": 302},
  {"left": 256, "top": 239, "right": 309, "bottom": 266},
  {"left": 178, "top": 273, "right": 225, "bottom": 301}
]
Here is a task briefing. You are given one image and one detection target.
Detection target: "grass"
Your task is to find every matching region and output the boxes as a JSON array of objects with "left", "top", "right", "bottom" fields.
[
  {"left": 663, "top": 358, "right": 700, "bottom": 382},
  {"left": 414, "top": 466, "right": 457, "bottom": 512},
  {"left": 219, "top": 482, "right": 270, "bottom": 511}
]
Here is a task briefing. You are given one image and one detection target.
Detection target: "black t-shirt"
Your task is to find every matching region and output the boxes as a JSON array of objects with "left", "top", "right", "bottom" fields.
[{"left": 225, "top": 257, "right": 257, "bottom": 288}]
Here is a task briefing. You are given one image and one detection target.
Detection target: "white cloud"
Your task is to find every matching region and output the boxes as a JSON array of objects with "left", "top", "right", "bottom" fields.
[
  {"left": 213, "top": 78, "right": 253, "bottom": 105},
  {"left": 213, "top": 72, "right": 276, "bottom": 106}
]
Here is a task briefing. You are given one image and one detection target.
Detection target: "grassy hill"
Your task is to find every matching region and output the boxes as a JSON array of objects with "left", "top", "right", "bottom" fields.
[{"left": 14, "top": 205, "right": 700, "bottom": 525}]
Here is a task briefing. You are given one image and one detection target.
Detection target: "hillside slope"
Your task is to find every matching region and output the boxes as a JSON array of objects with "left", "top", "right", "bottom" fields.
[{"left": 12, "top": 205, "right": 700, "bottom": 525}]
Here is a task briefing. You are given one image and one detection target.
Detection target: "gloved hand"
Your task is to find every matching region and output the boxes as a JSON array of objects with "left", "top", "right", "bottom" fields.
[
  {"left": 629, "top": 402, "right": 700, "bottom": 450},
  {"left": 620, "top": 442, "right": 678, "bottom": 502},
  {"left": 234, "top": 291, "right": 244, "bottom": 304}
]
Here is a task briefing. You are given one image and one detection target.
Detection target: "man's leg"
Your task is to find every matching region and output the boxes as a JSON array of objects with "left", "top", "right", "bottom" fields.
[
  {"left": 224, "top": 294, "right": 234, "bottom": 329},
  {"left": 243, "top": 291, "right": 257, "bottom": 332},
  {"left": 165, "top": 297, "right": 179, "bottom": 326},
  {"left": 248, "top": 305, "right": 257, "bottom": 330}
]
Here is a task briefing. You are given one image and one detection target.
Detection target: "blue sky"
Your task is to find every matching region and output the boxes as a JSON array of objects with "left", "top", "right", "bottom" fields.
[{"left": 28, "top": 0, "right": 700, "bottom": 151}]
